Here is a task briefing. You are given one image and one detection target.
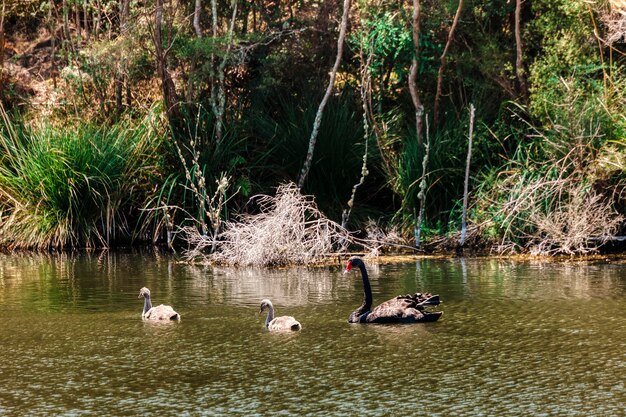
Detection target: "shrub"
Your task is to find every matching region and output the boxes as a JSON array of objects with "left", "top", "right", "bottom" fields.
[
  {"left": 0, "top": 110, "right": 162, "bottom": 249},
  {"left": 182, "top": 183, "right": 354, "bottom": 266}
]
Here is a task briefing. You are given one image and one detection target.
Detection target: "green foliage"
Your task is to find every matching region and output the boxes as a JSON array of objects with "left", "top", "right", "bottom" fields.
[
  {"left": 248, "top": 91, "right": 385, "bottom": 223},
  {"left": 391, "top": 109, "right": 493, "bottom": 238},
  {"left": 139, "top": 106, "right": 252, "bottom": 242},
  {"left": 526, "top": 0, "right": 601, "bottom": 121},
  {"left": 0, "top": 111, "right": 164, "bottom": 249},
  {"left": 349, "top": 3, "right": 441, "bottom": 94},
  {"left": 5, "top": 0, "right": 626, "bottom": 254}
]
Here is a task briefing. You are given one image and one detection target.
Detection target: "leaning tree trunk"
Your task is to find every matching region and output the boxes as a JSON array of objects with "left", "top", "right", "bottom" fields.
[
  {"left": 408, "top": 0, "right": 424, "bottom": 145},
  {"left": 297, "top": 0, "right": 351, "bottom": 189},
  {"left": 433, "top": 0, "right": 464, "bottom": 128}
]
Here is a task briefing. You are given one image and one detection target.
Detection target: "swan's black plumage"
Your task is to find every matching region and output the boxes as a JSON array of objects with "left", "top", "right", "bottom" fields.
[{"left": 344, "top": 257, "right": 442, "bottom": 324}]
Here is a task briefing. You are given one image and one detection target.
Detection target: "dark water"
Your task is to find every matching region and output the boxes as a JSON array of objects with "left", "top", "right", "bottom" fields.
[{"left": 0, "top": 252, "right": 625, "bottom": 416}]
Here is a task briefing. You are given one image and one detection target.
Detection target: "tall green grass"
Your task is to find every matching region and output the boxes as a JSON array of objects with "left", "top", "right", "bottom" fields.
[{"left": 0, "top": 110, "right": 163, "bottom": 249}]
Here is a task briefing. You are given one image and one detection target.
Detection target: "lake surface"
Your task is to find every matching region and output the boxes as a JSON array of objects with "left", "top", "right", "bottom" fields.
[{"left": 0, "top": 251, "right": 625, "bottom": 416}]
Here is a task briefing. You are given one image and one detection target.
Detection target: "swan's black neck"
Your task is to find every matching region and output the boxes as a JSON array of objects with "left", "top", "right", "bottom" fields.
[
  {"left": 349, "top": 260, "right": 373, "bottom": 323},
  {"left": 143, "top": 295, "right": 152, "bottom": 314}
]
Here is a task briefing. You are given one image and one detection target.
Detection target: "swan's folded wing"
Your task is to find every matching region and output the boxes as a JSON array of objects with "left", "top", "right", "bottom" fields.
[
  {"left": 268, "top": 315, "right": 302, "bottom": 331},
  {"left": 144, "top": 304, "right": 180, "bottom": 321},
  {"left": 365, "top": 297, "right": 427, "bottom": 323}
]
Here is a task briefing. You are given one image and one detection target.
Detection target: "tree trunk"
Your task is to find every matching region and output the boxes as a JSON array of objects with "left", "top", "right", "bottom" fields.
[
  {"left": 120, "top": 0, "right": 129, "bottom": 29},
  {"left": 215, "top": 0, "right": 238, "bottom": 142},
  {"left": 62, "top": 0, "right": 70, "bottom": 53},
  {"left": 297, "top": 0, "right": 351, "bottom": 189},
  {"left": 193, "top": 0, "right": 203, "bottom": 38},
  {"left": 408, "top": 0, "right": 423, "bottom": 145},
  {"left": 341, "top": 45, "right": 372, "bottom": 230},
  {"left": 116, "top": 0, "right": 130, "bottom": 115},
  {"left": 415, "top": 116, "right": 430, "bottom": 249},
  {"left": 49, "top": 0, "right": 58, "bottom": 89},
  {"left": 94, "top": 0, "right": 101, "bottom": 34},
  {"left": 75, "top": 3, "right": 80, "bottom": 40},
  {"left": 83, "top": 0, "right": 89, "bottom": 40},
  {"left": 0, "top": 0, "right": 5, "bottom": 74},
  {"left": 210, "top": 0, "right": 218, "bottom": 132},
  {"left": 514, "top": 0, "right": 528, "bottom": 101},
  {"left": 433, "top": 0, "right": 464, "bottom": 127},
  {"left": 154, "top": 0, "right": 179, "bottom": 123},
  {"left": 460, "top": 104, "right": 475, "bottom": 247}
]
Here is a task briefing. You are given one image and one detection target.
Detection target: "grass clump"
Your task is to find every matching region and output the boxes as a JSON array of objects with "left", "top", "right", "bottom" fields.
[{"left": 0, "top": 110, "right": 162, "bottom": 249}]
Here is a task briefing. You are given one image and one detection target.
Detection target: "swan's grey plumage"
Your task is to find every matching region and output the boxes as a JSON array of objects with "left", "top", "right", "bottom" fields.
[
  {"left": 138, "top": 287, "right": 180, "bottom": 321},
  {"left": 344, "top": 256, "right": 442, "bottom": 324},
  {"left": 259, "top": 299, "right": 301, "bottom": 331}
]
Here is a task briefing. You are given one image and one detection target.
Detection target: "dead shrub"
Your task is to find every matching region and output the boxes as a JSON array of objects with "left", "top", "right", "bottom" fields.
[
  {"left": 363, "top": 219, "right": 408, "bottom": 255},
  {"left": 528, "top": 187, "right": 624, "bottom": 255},
  {"left": 182, "top": 183, "right": 358, "bottom": 266}
]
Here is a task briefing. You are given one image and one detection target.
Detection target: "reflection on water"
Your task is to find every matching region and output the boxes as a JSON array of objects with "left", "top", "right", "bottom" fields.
[{"left": 0, "top": 252, "right": 625, "bottom": 416}]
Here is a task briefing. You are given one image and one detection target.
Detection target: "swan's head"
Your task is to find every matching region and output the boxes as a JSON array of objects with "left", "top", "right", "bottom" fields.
[
  {"left": 344, "top": 256, "right": 364, "bottom": 274},
  {"left": 138, "top": 287, "right": 151, "bottom": 299},
  {"left": 259, "top": 299, "right": 273, "bottom": 314}
]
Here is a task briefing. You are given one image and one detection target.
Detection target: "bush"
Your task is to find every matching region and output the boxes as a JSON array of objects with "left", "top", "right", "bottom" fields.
[
  {"left": 0, "top": 110, "right": 163, "bottom": 249},
  {"left": 182, "top": 183, "right": 354, "bottom": 266}
]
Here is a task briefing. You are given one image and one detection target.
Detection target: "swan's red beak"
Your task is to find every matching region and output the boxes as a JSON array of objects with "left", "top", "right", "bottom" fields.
[{"left": 343, "top": 261, "right": 353, "bottom": 274}]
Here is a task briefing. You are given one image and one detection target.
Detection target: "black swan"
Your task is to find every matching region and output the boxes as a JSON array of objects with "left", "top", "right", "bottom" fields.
[
  {"left": 138, "top": 287, "right": 181, "bottom": 321},
  {"left": 259, "top": 299, "right": 302, "bottom": 331},
  {"left": 343, "top": 256, "right": 442, "bottom": 323}
]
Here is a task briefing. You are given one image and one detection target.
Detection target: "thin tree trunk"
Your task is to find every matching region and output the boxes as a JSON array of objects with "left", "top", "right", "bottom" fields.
[
  {"left": 252, "top": 0, "right": 256, "bottom": 32},
  {"left": 514, "top": 0, "right": 528, "bottom": 101},
  {"left": 366, "top": 76, "right": 390, "bottom": 175},
  {"left": 408, "top": 0, "right": 423, "bottom": 145},
  {"left": 193, "top": 0, "right": 203, "bottom": 37},
  {"left": 94, "top": 0, "right": 101, "bottom": 34},
  {"left": 154, "top": 0, "right": 179, "bottom": 123},
  {"left": 49, "top": 0, "right": 58, "bottom": 88},
  {"left": 433, "top": 0, "right": 464, "bottom": 127},
  {"left": 120, "top": 0, "right": 129, "bottom": 29},
  {"left": 341, "top": 45, "right": 372, "bottom": 230},
  {"left": 116, "top": 0, "right": 130, "bottom": 115},
  {"left": 415, "top": 116, "right": 429, "bottom": 249},
  {"left": 0, "top": 0, "right": 5, "bottom": 74},
  {"left": 83, "top": 0, "right": 89, "bottom": 40},
  {"left": 460, "top": 104, "right": 475, "bottom": 247},
  {"left": 209, "top": 0, "right": 218, "bottom": 131},
  {"left": 75, "top": 3, "right": 80, "bottom": 40},
  {"left": 62, "top": 0, "right": 70, "bottom": 55},
  {"left": 297, "top": 0, "right": 351, "bottom": 189},
  {"left": 241, "top": 0, "right": 248, "bottom": 33},
  {"left": 186, "top": 0, "right": 202, "bottom": 105},
  {"left": 215, "top": 0, "right": 238, "bottom": 142}
]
